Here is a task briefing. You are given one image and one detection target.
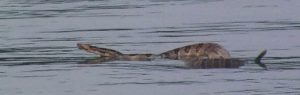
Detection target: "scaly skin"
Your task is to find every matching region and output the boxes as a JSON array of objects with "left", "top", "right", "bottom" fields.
[{"left": 77, "top": 43, "right": 266, "bottom": 69}]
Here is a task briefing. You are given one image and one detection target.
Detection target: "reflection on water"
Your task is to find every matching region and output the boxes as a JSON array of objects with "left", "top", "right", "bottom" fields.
[
  {"left": 78, "top": 57, "right": 247, "bottom": 69},
  {"left": 1, "top": 0, "right": 300, "bottom": 95}
]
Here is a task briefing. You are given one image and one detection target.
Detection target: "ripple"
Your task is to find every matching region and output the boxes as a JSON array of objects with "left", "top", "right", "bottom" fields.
[
  {"left": 0, "top": 46, "right": 73, "bottom": 53},
  {"left": 31, "top": 38, "right": 82, "bottom": 42},
  {"left": 12, "top": 75, "right": 57, "bottom": 78},
  {"left": 41, "top": 28, "right": 137, "bottom": 33},
  {"left": 217, "top": 89, "right": 269, "bottom": 94},
  {"left": 23, "top": 68, "right": 78, "bottom": 72},
  {"left": 85, "top": 41, "right": 191, "bottom": 46},
  {"left": 0, "top": 57, "right": 87, "bottom": 66},
  {"left": 0, "top": 0, "right": 164, "bottom": 19},
  {"left": 79, "top": 4, "right": 148, "bottom": 10},
  {"left": 264, "top": 57, "right": 300, "bottom": 70},
  {"left": 97, "top": 81, "right": 205, "bottom": 86},
  {"left": 187, "top": 21, "right": 300, "bottom": 32},
  {"left": 159, "top": 34, "right": 217, "bottom": 37},
  {"left": 1, "top": 0, "right": 300, "bottom": 95},
  {"left": 10, "top": 0, "right": 107, "bottom": 4}
]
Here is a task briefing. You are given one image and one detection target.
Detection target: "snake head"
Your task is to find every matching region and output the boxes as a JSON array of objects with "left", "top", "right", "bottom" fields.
[{"left": 77, "top": 43, "right": 96, "bottom": 53}]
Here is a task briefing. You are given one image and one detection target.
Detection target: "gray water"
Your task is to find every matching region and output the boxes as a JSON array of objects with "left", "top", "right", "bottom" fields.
[{"left": 1, "top": 0, "right": 300, "bottom": 95}]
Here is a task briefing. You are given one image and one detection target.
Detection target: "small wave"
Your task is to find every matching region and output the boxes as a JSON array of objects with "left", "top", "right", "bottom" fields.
[{"left": 97, "top": 80, "right": 205, "bottom": 86}]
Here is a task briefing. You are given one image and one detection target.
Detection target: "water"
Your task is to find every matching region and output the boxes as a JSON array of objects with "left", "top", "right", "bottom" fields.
[{"left": 1, "top": 0, "right": 300, "bottom": 95}]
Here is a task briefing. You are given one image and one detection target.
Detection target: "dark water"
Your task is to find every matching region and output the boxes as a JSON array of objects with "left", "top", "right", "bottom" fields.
[{"left": 1, "top": 0, "right": 300, "bottom": 95}]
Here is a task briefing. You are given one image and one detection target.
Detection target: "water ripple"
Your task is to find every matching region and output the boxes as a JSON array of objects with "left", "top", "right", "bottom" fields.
[
  {"left": 97, "top": 81, "right": 205, "bottom": 86},
  {"left": 12, "top": 75, "right": 57, "bottom": 78},
  {"left": 0, "top": 57, "right": 87, "bottom": 66},
  {"left": 1, "top": 0, "right": 300, "bottom": 95},
  {"left": 23, "top": 68, "right": 78, "bottom": 72},
  {"left": 41, "top": 28, "right": 137, "bottom": 33},
  {"left": 9, "top": 0, "right": 108, "bottom": 4}
]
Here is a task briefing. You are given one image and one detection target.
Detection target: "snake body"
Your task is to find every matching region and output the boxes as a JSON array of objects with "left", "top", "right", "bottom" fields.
[{"left": 77, "top": 43, "right": 267, "bottom": 69}]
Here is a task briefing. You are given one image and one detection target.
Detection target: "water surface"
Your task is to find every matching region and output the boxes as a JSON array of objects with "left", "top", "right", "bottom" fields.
[{"left": 1, "top": 0, "right": 300, "bottom": 95}]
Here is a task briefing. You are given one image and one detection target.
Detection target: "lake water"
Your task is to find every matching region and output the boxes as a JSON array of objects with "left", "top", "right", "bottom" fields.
[{"left": 1, "top": 0, "right": 300, "bottom": 95}]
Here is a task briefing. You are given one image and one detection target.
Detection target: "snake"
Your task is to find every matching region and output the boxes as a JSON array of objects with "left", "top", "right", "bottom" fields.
[{"left": 77, "top": 43, "right": 267, "bottom": 69}]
